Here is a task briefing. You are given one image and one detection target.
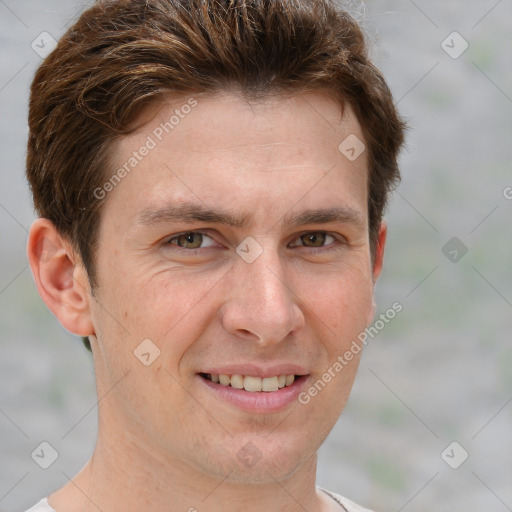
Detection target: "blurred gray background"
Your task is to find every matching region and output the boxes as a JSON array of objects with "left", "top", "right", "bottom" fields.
[{"left": 1, "top": 1, "right": 511, "bottom": 511}]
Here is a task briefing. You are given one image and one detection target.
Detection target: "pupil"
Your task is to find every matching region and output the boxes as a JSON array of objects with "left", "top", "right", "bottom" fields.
[
  {"left": 306, "top": 232, "right": 325, "bottom": 246},
  {"left": 179, "top": 232, "right": 201, "bottom": 248}
]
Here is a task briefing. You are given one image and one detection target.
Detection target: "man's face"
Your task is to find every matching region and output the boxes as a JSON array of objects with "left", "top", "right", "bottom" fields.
[{"left": 88, "top": 91, "right": 381, "bottom": 482}]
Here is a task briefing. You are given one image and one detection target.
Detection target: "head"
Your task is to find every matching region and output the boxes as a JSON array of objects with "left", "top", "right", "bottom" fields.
[{"left": 27, "top": 0, "right": 405, "bottom": 485}]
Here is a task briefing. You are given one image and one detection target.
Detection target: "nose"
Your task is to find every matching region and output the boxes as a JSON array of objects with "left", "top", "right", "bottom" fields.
[{"left": 220, "top": 245, "right": 305, "bottom": 346}]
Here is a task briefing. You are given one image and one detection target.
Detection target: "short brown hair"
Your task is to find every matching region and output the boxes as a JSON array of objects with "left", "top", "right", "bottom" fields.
[{"left": 27, "top": 0, "right": 405, "bottom": 289}]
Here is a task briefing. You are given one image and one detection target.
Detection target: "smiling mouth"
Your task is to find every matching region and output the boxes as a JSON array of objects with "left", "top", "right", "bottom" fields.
[{"left": 199, "top": 373, "right": 301, "bottom": 392}]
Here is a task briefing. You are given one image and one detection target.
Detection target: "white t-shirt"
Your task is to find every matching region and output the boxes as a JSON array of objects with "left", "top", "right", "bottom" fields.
[{"left": 25, "top": 488, "right": 375, "bottom": 512}]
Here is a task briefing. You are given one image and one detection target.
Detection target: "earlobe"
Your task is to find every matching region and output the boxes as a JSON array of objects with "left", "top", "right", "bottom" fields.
[{"left": 27, "top": 218, "right": 95, "bottom": 336}]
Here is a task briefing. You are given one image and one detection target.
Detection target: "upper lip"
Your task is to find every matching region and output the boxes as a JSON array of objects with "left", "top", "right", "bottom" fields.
[{"left": 198, "top": 364, "right": 309, "bottom": 378}]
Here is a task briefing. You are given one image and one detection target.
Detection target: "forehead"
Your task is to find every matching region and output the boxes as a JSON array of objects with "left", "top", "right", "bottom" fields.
[{"left": 102, "top": 90, "right": 368, "bottom": 229}]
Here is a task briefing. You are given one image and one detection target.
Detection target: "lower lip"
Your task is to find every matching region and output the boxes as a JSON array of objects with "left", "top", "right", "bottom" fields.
[{"left": 198, "top": 375, "right": 309, "bottom": 413}]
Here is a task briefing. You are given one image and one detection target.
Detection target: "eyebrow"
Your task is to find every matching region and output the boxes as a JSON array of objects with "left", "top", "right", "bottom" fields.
[{"left": 135, "top": 202, "right": 365, "bottom": 230}]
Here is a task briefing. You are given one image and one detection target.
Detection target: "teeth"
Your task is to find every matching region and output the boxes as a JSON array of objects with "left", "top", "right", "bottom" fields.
[
  {"left": 230, "top": 374, "right": 244, "bottom": 389},
  {"left": 244, "top": 376, "right": 262, "bottom": 392},
  {"left": 262, "top": 376, "right": 279, "bottom": 392},
  {"left": 208, "top": 373, "right": 296, "bottom": 392}
]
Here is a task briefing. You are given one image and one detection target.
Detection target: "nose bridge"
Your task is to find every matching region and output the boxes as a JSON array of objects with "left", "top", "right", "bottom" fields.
[
  {"left": 249, "top": 249, "right": 289, "bottom": 310},
  {"left": 222, "top": 240, "right": 304, "bottom": 343}
]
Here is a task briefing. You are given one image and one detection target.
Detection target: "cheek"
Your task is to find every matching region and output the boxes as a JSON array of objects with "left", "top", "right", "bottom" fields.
[
  {"left": 111, "top": 270, "right": 221, "bottom": 362},
  {"left": 298, "top": 265, "right": 374, "bottom": 337}
]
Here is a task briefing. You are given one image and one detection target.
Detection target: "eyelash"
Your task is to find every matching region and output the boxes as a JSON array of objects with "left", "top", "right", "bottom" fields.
[{"left": 163, "top": 230, "right": 345, "bottom": 255}]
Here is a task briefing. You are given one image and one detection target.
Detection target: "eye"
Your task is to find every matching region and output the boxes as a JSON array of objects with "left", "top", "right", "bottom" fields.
[
  {"left": 165, "top": 231, "right": 218, "bottom": 250},
  {"left": 164, "top": 230, "right": 343, "bottom": 254},
  {"left": 291, "top": 231, "right": 338, "bottom": 249}
]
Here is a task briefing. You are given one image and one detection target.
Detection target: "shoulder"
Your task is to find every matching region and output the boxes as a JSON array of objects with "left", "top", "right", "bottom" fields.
[
  {"left": 318, "top": 487, "right": 376, "bottom": 512},
  {"left": 24, "top": 498, "right": 56, "bottom": 512}
]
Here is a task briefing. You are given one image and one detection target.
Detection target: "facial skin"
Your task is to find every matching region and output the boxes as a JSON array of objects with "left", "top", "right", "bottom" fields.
[{"left": 28, "top": 90, "right": 386, "bottom": 512}]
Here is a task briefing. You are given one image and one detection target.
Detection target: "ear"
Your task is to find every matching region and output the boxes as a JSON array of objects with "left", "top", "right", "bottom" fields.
[
  {"left": 27, "top": 218, "right": 94, "bottom": 336},
  {"left": 366, "top": 222, "right": 387, "bottom": 325},
  {"left": 372, "top": 222, "right": 387, "bottom": 283}
]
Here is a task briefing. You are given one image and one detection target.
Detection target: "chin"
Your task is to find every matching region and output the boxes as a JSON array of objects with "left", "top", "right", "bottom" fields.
[{"left": 200, "top": 436, "right": 317, "bottom": 484}]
